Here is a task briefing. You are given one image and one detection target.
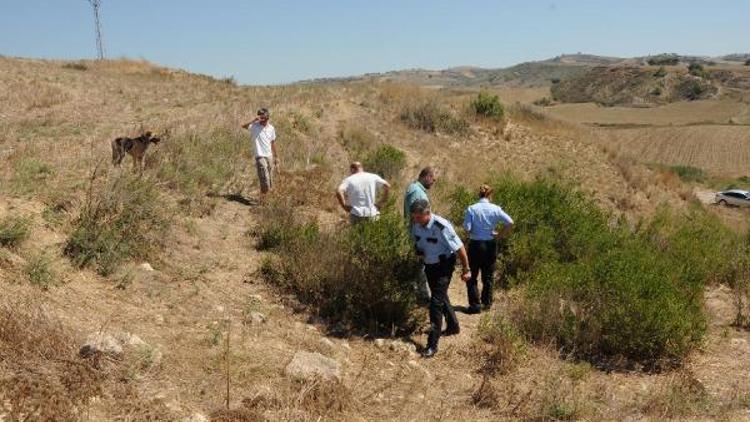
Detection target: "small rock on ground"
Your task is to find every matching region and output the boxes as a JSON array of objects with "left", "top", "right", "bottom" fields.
[
  {"left": 285, "top": 351, "right": 341, "bottom": 382},
  {"left": 182, "top": 413, "right": 208, "bottom": 422},
  {"left": 247, "top": 311, "right": 266, "bottom": 325},
  {"left": 139, "top": 262, "right": 154, "bottom": 271}
]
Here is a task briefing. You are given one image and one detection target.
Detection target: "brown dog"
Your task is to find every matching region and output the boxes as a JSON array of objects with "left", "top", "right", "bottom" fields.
[{"left": 111, "top": 132, "right": 161, "bottom": 170}]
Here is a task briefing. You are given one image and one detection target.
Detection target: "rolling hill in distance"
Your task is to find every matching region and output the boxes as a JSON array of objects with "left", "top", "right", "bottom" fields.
[{"left": 300, "top": 52, "right": 750, "bottom": 88}]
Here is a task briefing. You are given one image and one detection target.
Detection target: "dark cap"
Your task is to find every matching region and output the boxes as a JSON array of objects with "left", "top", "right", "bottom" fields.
[{"left": 257, "top": 108, "right": 270, "bottom": 117}]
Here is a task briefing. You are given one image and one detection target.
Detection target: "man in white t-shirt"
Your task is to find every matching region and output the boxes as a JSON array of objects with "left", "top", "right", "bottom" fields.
[
  {"left": 336, "top": 162, "right": 391, "bottom": 224},
  {"left": 241, "top": 108, "right": 278, "bottom": 196}
]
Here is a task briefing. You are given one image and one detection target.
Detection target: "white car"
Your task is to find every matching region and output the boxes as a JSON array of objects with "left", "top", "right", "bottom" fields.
[{"left": 715, "top": 189, "right": 750, "bottom": 207}]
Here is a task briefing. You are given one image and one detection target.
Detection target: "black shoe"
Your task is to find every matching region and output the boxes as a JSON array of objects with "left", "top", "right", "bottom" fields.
[
  {"left": 465, "top": 306, "right": 481, "bottom": 315},
  {"left": 443, "top": 326, "right": 460, "bottom": 336},
  {"left": 482, "top": 303, "right": 492, "bottom": 311},
  {"left": 422, "top": 347, "right": 437, "bottom": 358}
]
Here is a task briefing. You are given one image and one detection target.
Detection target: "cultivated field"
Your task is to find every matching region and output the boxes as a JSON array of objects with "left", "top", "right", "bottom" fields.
[
  {"left": 545, "top": 99, "right": 750, "bottom": 126},
  {"left": 600, "top": 125, "right": 750, "bottom": 177}
]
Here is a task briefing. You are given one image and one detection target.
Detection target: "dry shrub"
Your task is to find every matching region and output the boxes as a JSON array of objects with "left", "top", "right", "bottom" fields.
[
  {"left": 0, "top": 215, "right": 30, "bottom": 248},
  {"left": 643, "top": 370, "right": 710, "bottom": 418},
  {"left": 338, "top": 124, "right": 379, "bottom": 160},
  {"left": 475, "top": 312, "right": 526, "bottom": 377},
  {"left": 272, "top": 166, "right": 338, "bottom": 209},
  {"left": 64, "top": 170, "right": 171, "bottom": 276},
  {"left": 611, "top": 153, "right": 648, "bottom": 191},
  {"left": 474, "top": 359, "right": 590, "bottom": 420},
  {"left": 155, "top": 127, "right": 244, "bottom": 212},
  {"left": 0, "top": 301, "right": 103, "bottom": 420},
  {"left": 471, "top": 376, "right": 499, "bottom": 409},
  {"left": 6, "top": 80, "right": 70, "bottom": 110},
  {"left": 400, "top": 100, "right": 469, "bottom": 134},
  {"left": 214, "top": 379, "right": 352, "bottom": 421},
  {"left": 731, "top": 241, "right": 750, "bottom": 328}
]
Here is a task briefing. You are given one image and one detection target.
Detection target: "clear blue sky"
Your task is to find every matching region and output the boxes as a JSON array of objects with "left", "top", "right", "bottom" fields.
[{"left": 1, "top": 1, "right": 748, "bottom": 85}]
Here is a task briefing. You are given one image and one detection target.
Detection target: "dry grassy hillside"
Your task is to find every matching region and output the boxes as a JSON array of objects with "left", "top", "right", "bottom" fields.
[{"left": 2, "top": 57, "right": 750, "bottom": 421}]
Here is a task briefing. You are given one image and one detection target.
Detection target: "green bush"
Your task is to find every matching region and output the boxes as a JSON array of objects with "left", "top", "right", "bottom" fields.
[
  {"left": 259, "top": 209, "right": 421, "bottom": 334},
  {"left": 471, "top": 92, "right": 504, "bottom": 120},
  {"left": 647, "top": 55, "right": 679, "bottom": 66},
  {"left": 0, "top": 216, "right": 30, "bottom": 248},
  {"left": 745, "top": 59, "right": 750, "bottom": 66},
  {"left": 64, "top": 174, "right": 170, "bottom": 276},
  {"left": 400, "top": 101, "right": 469, "bottom": 134},
  {"left": 25, "top": 253, "right": 55, "bottom": 290},
  {"left": 654, "top": 66, "right": 667, "bottom": 78},
  {"left": 674, "top": 79, "right": 714, "bottom": 101},
  {"left": 363, "top": 144, "right": 406, "bottom": 181},
  {"left": 688, "top": 63, "right": 708, "bottom": 78},
  {"left": 669, "top": 165, "right": 706, "bottom": 183},
  {"left": 254, "top": 205, "right": 318, "bottom": 251},
  {"left": 449, "top": 175, "right": 740, "bottom": 367}
]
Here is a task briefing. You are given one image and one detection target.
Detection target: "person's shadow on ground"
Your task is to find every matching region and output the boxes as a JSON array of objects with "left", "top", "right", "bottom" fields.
[{"left": 206, "top": 192, "right": 258, "bottom": 207}]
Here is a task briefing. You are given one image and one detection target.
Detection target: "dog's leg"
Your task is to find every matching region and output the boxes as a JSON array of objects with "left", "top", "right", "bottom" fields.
[
  {"left": 112, "top": 139, "right": 124, "bottom": 166},
  {"left": 131, "top": 153, "right": 139, "bottom": 172}
]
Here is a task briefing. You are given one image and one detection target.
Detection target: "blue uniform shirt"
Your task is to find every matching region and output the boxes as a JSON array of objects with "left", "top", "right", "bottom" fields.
[
  {"left": 411, "top": 214, "right": 464, "bottom": 264},
  {"left": 463, "top": 198, "right": 514, "bottom": 241},
  {"left": 403, "top": 181, "right": 429, "bottom": 219}
]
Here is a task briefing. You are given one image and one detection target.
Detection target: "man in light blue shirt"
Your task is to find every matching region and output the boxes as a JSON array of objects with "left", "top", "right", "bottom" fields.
[
  {"left": 462, "top": 184, "right": 514, "bottom": 313},
  {"left": 403, "top": 167, "right": 438, "bottom": 303},
  {"left": 410, "top": 199, "right": 471, "bottom": 358}
]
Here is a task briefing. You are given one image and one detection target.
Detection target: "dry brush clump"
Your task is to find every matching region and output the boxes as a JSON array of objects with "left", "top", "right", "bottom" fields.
[
  {"left": 64, "top": 170, "right": 171, "bottom": 276},
  {"left": 384, "top": 84, "right": 469, "bottom": 135},
  {"left": 0, "top": 300, "right": 174, "bottom": 420},
  {"left": 474, "top": 312, "right": 526, "bottom": 377},
  {"left": 0, "top": 215, "right": 30, "bottom": 248},
  {"left": 399, "top": 99, "right": 469, "bottom": 134},
  {"left": 212, "top": 378, "right": 354, "bottom": 421},
  {"left": 0, "top": 301, "right": 103, "bottom": 420}
]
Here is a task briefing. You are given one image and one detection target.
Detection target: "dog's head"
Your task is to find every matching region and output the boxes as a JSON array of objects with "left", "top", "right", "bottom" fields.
[{"left": 140, "top": 131, "right": 161, "bottom": 144}]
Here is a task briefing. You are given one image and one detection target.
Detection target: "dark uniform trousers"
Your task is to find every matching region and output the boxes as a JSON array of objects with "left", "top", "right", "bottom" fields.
[
  {"left": 424, "top": 254, "right": 459, "bottom": 349},
  {"left": 467, "top": 239, "right": 497, "bottom": 309}
]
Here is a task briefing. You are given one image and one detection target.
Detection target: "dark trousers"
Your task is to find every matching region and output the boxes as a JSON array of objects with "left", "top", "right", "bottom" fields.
[
  {"left": 424, "top": 255, "right": 459, "bottom": 349},
  {"left": 467, "top": 239, "right": 497, "bottom": 309}
]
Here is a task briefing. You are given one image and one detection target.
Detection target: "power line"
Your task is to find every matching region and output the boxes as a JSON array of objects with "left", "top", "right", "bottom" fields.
[{"left": 86, "top": 0, "right": 105, "bottom": 60}]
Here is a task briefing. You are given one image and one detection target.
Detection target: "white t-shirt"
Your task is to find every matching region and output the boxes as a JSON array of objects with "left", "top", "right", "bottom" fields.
[
  {"left": 249, "top": 122, "right": 276, "bottom": 158},
  {"left": 338, "top": 172, "right": 388, "bottom": 217}
]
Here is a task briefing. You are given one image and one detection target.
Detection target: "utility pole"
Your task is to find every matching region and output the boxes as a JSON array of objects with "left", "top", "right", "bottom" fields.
[{"left": 86, "top": 0, "right": 105, "bottom": 60}]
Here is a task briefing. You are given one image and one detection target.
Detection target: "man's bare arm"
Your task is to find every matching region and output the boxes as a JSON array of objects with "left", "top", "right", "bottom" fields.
[
  {"left": 376, "top": 182, "right": 391, "bottom": 209},
  {"left": 336, "top": 188, "right": 351, "bottom": 213},
  {"left": 241, "top": 116, "right": 260, "bottom": 129}
]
